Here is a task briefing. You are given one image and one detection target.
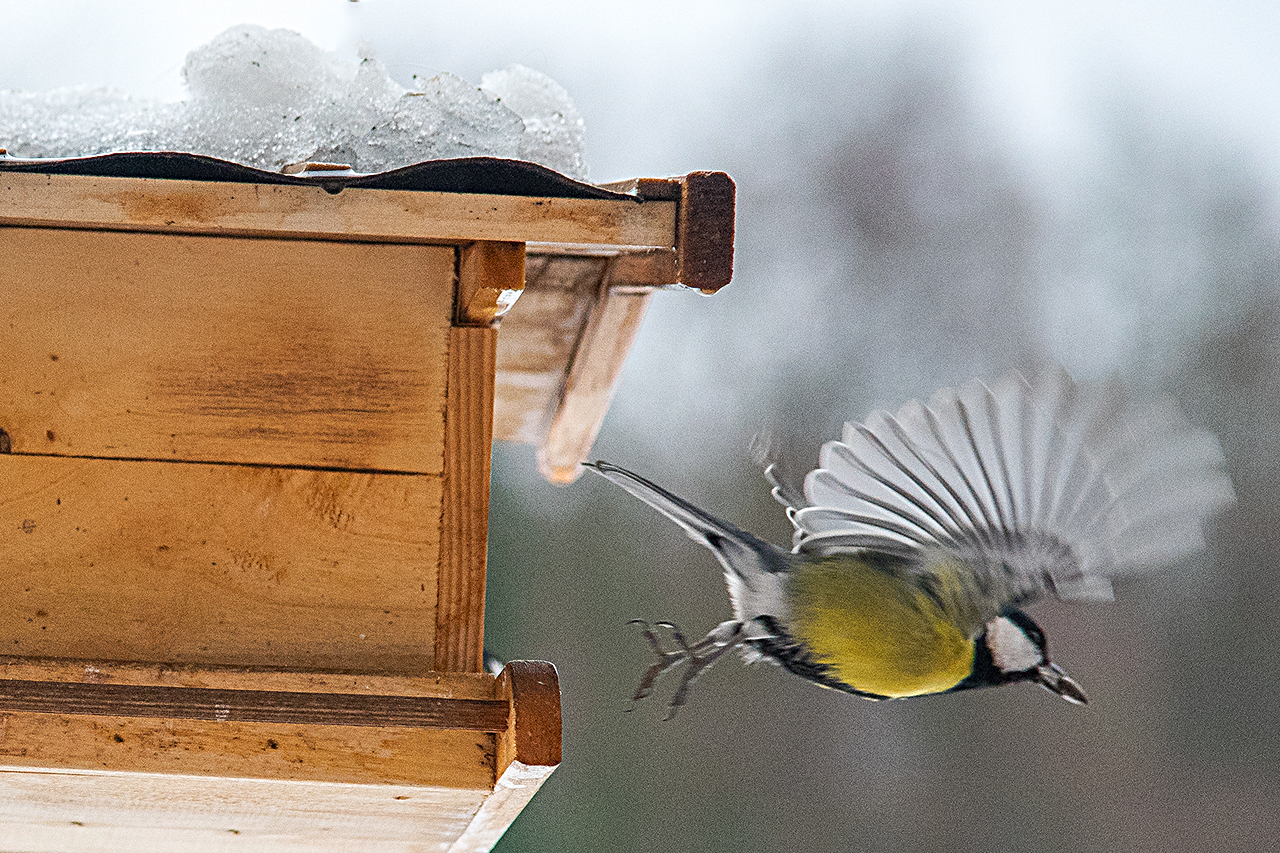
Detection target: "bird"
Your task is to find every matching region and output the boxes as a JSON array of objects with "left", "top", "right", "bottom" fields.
[{"left": 584, "top": 366, "right": 1235, "bottom": 719}]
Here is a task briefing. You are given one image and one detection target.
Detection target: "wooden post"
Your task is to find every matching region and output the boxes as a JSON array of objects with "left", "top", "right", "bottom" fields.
[{"left": 435, "top": 241, "right": 526, "bottom": 672}]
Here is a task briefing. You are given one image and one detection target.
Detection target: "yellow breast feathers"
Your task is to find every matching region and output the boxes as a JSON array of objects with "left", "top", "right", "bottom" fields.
[{"left": 786, "top": 557, "right": 975, "bottom": 698}]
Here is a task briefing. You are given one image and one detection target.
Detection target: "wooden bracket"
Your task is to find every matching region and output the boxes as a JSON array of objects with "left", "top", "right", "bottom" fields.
[
  {"left": 536, "top": 255, "right": 658, "bottom": 483},
  {"left": 457, "top": 241, "right": 527, "bottom": 327}
]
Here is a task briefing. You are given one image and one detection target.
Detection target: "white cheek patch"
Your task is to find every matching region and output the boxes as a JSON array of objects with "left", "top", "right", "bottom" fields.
[{"left": 987, "top": 617, "right": 1042, "bottom": 674}]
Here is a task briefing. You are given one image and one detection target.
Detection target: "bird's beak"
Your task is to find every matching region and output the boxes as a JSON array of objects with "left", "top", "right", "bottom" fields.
[{"left": 1035, "top": 662, "right": 1088, "bottom": 705}]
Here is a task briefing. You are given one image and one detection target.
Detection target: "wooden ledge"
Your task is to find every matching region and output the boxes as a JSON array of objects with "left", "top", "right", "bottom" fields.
[
  {"left": 0, "top": 658, "right": 560, "bottom": 788},
  {"left": 0, "top": 660, "right": 560, "bottom": 849}
]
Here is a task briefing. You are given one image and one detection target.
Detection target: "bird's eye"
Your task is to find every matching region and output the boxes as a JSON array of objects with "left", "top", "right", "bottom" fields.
[{"left": 1002, "top": 609, "right": 1046, "bottom": 649}]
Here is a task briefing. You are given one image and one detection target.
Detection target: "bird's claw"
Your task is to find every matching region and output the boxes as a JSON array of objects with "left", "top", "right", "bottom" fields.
[{"left": 626, "top": 619, "right": 747, "bottom": 720}]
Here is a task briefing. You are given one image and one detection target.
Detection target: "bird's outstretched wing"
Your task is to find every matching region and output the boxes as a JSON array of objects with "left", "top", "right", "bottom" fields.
[{"left": 789, "top": 367, "right": 1235, "bottom": 633}]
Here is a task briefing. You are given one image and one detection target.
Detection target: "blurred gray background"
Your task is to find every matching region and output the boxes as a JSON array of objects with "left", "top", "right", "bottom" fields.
[{"left": 5, "top": 2, "right": 1277, "bottom": 850}]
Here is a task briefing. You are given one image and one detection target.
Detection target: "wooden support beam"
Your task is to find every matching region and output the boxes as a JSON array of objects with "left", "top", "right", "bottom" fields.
[
  {"left": 435, "top": 326, "right": 498, "bottom": 672},
  {"left": 537, "top": 272, "right": 656, "bottom": 484}
]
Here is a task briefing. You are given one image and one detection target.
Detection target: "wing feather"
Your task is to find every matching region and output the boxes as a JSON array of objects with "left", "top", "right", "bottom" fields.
[{"left": 789, "top": 367, "right": 1234, "bottom": 633}]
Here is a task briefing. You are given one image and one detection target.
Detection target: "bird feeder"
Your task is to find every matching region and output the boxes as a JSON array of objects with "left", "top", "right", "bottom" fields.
[{"left": 0, "top": 152, "right": 734, "bottom": 851}]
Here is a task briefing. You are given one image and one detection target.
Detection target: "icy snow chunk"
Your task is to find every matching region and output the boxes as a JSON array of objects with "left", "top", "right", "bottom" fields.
[
  {"left": 0, "top": 25, "right": 588, "bottom": 177},
  {"left": 182, "top": 25, "right": 353, "bottom": 106},
  {"left": 0, "top": 87, "right": 165, "bottom": 159},
  {"left": 355, "top": 72, "right": 523, "bottom": 173},
  {"left": 481, "top": 65, "right": 586, "bottom": 179}
]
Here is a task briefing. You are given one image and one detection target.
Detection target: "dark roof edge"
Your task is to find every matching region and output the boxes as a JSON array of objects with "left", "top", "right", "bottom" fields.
[{"left": 0, "top": 151, "right": 636, "bottom": 201}]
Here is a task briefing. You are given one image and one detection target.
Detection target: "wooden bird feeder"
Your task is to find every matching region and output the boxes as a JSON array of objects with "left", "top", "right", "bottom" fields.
[{"left": 0, "top": 153, "right": 734, "bottom": 851}]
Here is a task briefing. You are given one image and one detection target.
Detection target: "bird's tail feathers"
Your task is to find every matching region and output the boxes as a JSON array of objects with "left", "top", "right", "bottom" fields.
[{"left": 584, "top": 461, "right": 791, "bottom": 581}]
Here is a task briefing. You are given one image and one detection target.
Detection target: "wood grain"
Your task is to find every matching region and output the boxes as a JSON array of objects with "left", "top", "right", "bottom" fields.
[
  {"left": 457, "top": 241, "right": 526, "bottom": 327},
  {"left": 0, "top": 680, "right": 508, "bottom": 731},
  {"left": 492, "top": 256, "right": 610, "bottom": 444},
  {"left": 0, "top": 712, "right": 495, "bottom": 789},
  {"left": 537, "top": 282, "right": 653, "bottom": 483},
  {"left": 435, "top": 327, "right": 497, "bottom": 673},
  {"left": 0, "top": 455, "right": 439, "bottom": 672},
  {"left": 0, "top": 767, "right": 494, "bottom": 850},
  {"left": 448, "top": 761, "right": 557, "bottom": 853},
  {"left": 0, "top": 172, "right": 678, "bottom": 249},
  {"left": 0, "top": 227, "right": 453, "bottom": 473}
]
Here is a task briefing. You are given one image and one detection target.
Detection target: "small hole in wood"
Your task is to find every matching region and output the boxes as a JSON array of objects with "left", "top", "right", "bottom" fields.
[{"left": 0, "top": 429, "right": 10, "bottom": 453}]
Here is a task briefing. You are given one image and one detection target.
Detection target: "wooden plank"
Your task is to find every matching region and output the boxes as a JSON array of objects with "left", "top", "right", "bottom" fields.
[
  {"left": 0, "top": 768, "right": 493, "bottom": 850},
  {"left": 0, "top": 172, "right": 678, "bottom": 249},
  {"left": 456, "top": 241, "right": 526, "bottom": 327},
  {"left": 0, "top": 714, "right": 494, "bottom": 789},
  {"left": 538, "top": 283, "right": 653, "bottom": 484},
  {"left": 0, "top": 227, "right": 453, "bottom": 473},
  {"left": 0, "top": 680, "right": 508, "bottom": 731},
  {"left": 0, "top": 659, "right": 498, "bottom": 699},
  {"left": 492, "top": 256, "right": 610, "bottom": 444},
  {"left": 0, "top": 455, "right": 439, "bottom": 672},
  {"left": 0, "top": 662, "right": 557, "bottom": 848},
  {"left": 435, "top": 328, "right": 497, "bottom": 673}
]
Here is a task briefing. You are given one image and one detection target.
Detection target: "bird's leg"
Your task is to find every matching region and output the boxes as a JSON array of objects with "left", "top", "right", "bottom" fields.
[
  {"left": 628, "top": 619, "right": 746, "bottom": 719},
  {"left": 627, "top": 619, "right": 688, "bottom": 706}
]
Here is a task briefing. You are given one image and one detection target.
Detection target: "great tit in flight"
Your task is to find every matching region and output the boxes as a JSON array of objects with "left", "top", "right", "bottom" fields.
[{"left": 586, "top": 367, "right": 1234, "bottom": 718}]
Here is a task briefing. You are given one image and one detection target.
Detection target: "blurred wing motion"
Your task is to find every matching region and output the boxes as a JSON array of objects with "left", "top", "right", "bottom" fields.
[{"left": 790, "top": 367, "right": 1235, "bottom": 633}]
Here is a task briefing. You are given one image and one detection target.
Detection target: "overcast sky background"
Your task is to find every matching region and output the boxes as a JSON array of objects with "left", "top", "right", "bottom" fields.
[{"left": 5, "top": 3, "right": 1279, "bottom": 852}]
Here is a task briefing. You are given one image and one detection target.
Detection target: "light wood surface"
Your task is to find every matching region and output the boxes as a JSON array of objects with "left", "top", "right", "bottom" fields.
[
  {"left": 0, "top": 172, "right": 677, "bottom": 248},
  {"left": 538, "top": 283, "right": 654, "bottom": 483},
  {"left": 492, "top": 249, "right": 677, "bottom": 480},
  {"left": 492, "top": 255, "right": 611, "bottom": 444},
  {"left": 457, "top": 241, "right": 526, "bottom": 327},
  {"left": 0, "top": 227, "right": 453, "bottom": 473},
  {"left": 447, "top": 761, "right": 557, "bottom": 853},
  {"left": 0, "top": 455, "right": 439, "bottom": 672},
  {"left": 435, "top": 327, "right": 498, "bottom": 673},
  {"left": 0, "top": 768, "right": 493, "bottom": 852}
]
